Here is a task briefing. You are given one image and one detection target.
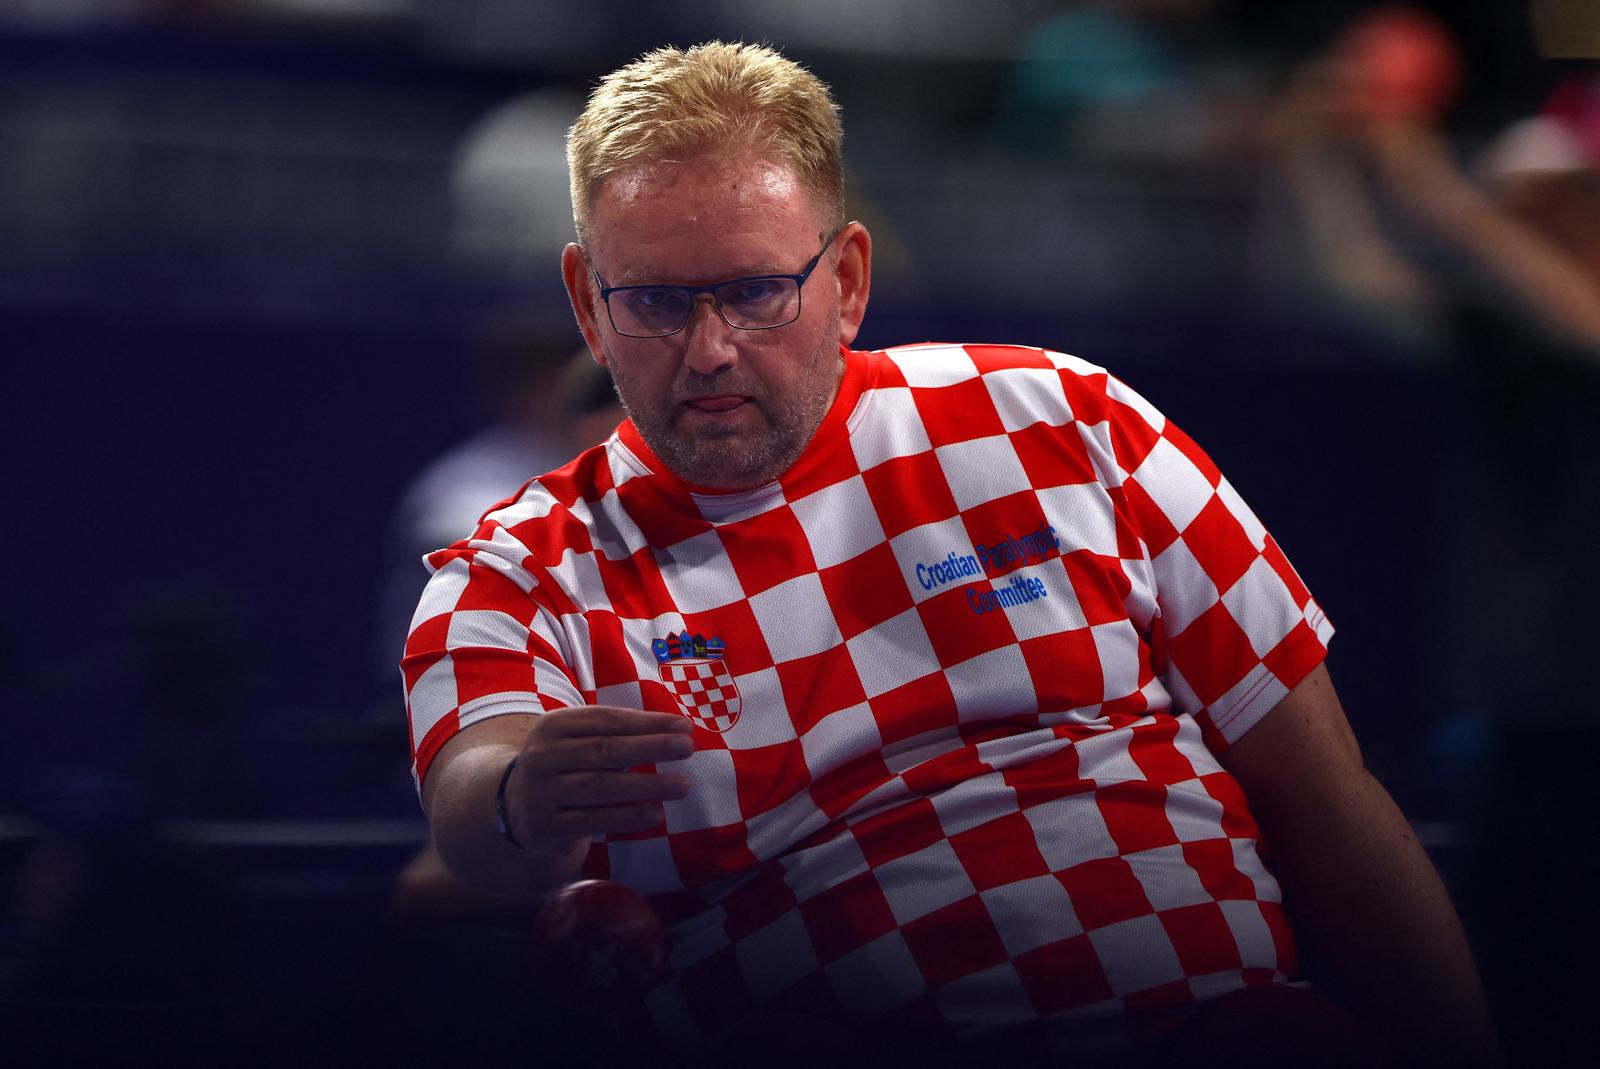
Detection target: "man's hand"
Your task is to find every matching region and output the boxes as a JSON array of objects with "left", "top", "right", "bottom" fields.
[
  {"left": 503, "top": 707, "right": 695, "bottom": 874},
  {"left": 422, "top": 707, "right": 694, "bottom": 903}
]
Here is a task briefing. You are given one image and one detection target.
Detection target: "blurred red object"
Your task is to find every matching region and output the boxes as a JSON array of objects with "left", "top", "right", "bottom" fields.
[
  {"left": 531, "top": 879, "right": 668, "bottom": 1005},
  {"left": 1334, "top": 6, "right": 1463, "bottom": 121}
]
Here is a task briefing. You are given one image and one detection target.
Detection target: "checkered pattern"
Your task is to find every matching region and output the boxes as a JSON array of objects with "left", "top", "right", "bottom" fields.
[
  {"left": 661, "top": 657, "right": 742, "bottom": 732},
  {"left": 401, "top": 342, "right": 1333, "bottom": 1053}
]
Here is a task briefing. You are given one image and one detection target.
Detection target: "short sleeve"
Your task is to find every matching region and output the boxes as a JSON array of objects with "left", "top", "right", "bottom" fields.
[
  {"left": 1099, "top": 375, "right": 1334, "bottom": 748},
  {"left": 400, "top": 518, "right": 584, "bottom": 791}
]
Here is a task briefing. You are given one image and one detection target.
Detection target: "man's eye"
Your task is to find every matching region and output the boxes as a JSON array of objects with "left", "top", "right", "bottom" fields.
[
  {"left": 631, "top": 288, "right": 677, "bottom": 309},
  {"left": 621, "top": 288, "right": 692, "bottom": 321}
]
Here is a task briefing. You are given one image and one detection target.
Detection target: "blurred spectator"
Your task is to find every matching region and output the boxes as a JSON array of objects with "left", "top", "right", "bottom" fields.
[
  {"left": 1270, "top": 27, "right": 1600, "bottom": 1061},
  {"left": 1271, "top": 3, "right": 1600, "bottom": 758},
  {"left": 375, "top": 336, "right": 623, "bottom": 691},
  {"left": 1272, "top": 12, "right": 1600, "bottom": 353},
  {"left": 449, "top": 89, "right": 589, "bottom": 274},
  {"left": 992, "top": 0, "right": 1267, "bottom": 165}
]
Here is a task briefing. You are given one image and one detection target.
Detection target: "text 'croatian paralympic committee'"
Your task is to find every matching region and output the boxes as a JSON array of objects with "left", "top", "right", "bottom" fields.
[{"left": 911, "top": 522, "right": 1060, "bottom": 616}]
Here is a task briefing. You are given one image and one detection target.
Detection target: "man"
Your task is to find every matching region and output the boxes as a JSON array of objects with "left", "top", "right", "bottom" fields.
[{"left": 405, "top": 41, "right": 1495, "bottom": 1066}]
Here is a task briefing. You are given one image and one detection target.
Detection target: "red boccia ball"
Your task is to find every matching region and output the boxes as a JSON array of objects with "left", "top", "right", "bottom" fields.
[
  {"left": 1334, "top": 6, "right": 1463, "bottom": 121},
  {"left": 531, "top": 879, "right": 668, "bottom": 1004}
]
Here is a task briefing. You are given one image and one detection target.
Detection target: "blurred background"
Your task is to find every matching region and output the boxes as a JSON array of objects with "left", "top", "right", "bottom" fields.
[{"left": 2, "top": 0, "right": 1596, "bottom": 1064}]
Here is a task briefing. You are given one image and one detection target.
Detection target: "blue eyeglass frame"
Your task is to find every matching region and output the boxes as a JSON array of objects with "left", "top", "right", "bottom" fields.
[{"left": 589, "top": 229, "right": 841, "bottom": 338}]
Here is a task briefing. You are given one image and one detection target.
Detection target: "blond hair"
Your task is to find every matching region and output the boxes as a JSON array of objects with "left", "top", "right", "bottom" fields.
[{"left": 567, "top": 41, "right": 844, "bottom": 243}]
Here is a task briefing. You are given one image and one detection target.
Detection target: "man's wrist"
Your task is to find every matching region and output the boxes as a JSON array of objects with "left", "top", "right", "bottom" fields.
[{"left": 494, "top": 754, "right": 527, "bottom": 852}]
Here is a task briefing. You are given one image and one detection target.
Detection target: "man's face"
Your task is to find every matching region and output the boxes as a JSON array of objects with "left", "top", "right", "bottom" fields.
[{"left": 564, "top": 155, "right": 864, "bottom": 490}]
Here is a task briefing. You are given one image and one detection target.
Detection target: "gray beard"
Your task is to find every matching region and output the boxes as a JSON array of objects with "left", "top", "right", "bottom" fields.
[{"left": 607, "top": 320, "right": 841, "bottom": 490}]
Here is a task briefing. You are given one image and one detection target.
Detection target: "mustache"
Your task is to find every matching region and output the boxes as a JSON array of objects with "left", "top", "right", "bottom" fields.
[{"left": 675, "top": 371, "right": 764, "bottom": 399}]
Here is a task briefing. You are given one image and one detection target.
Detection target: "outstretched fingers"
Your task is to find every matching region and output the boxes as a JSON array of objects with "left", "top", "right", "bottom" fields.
[{"left": 507, "top": 705, "right": 697, "bottom": 857}]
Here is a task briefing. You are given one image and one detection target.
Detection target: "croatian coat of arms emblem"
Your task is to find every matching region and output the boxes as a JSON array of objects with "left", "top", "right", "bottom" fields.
[{"left": 652, "top": 632, "right": 740, "bottom": 733}]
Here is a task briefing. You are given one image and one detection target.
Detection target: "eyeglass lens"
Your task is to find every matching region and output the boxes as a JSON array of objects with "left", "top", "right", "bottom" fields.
[{"left": 610, "top": 277, "right": 802, "bottom": 337}]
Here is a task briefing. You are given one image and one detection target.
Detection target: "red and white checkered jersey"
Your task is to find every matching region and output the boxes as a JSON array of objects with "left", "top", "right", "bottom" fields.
[{"left": 402, "top": 343, "right": 1334, "bottom": 1055}]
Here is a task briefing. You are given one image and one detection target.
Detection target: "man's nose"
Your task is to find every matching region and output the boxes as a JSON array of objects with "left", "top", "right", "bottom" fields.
[{"left": 680, "top": 296, "right": 740, "bottom": 375}]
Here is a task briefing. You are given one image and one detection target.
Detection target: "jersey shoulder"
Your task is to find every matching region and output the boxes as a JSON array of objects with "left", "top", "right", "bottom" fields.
[
  {"left": 865, "top": 341, "right": 1128, "bottom": 421},
  {"left": 427, "top": 438, "right": 625, "bottom": 577}
]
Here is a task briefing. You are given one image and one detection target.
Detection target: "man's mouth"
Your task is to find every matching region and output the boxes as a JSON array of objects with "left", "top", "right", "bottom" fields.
[{"left": 685, "top": 396, "right": 748, "bottom": 412}]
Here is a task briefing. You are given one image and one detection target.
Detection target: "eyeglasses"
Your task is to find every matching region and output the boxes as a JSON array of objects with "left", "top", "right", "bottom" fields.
[{"left": 590, "top": 232, "right": 838, "bottom": 339}]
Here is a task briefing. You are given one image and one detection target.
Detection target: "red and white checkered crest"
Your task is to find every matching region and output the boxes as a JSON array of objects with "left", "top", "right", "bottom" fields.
[{"left": 659, "top": 656, "right": 741, "bottom": 733}]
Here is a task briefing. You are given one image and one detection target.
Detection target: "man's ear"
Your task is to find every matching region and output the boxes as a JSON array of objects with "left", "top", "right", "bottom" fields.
[
  {"left": 562, "top": 242, "right": 610, "bottom": 366},
  {"left": 833, "top": 222, "right": 872, "bottom": 347}
]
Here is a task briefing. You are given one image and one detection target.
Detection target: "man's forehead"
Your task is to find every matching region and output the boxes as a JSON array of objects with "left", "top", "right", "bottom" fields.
[
  {"left": 588, "top": 155, "right": 823, "bottom": 283},
  {"left": 601, "top": 154, "right": 803, "bottom": 211}
]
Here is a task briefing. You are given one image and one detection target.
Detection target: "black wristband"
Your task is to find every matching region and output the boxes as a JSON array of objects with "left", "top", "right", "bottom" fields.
[{"left": 495, "top": 754, "right": 526, "bottom": 852}]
